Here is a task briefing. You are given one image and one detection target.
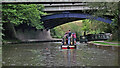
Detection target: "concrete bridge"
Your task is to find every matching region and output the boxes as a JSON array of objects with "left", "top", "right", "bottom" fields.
[
  {"left": 2, "top": 1, "right": 115, "bottom": 42},
  {"left": 40, "top": 2, "right": 113, "bottom": 29},
  {"left": 41, "top": 1, "right": 116, "bottom": 29}
]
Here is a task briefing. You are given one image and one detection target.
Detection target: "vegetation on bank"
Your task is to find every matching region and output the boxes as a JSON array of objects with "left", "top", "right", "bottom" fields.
[
  {"left": 2, "top": 4, "right": 46, "bottom": 42},
  {"left": 2, "top": 4, "right": 46, "bottom": 29},
  {"left": 50, "top": 21, "right": 83, "bottom": 40},
  {"left": 87, "top": 2, "right": 119, "bottom": 41},
  {"left": 2, "top": 39, "right": 21, "bottom": 44},
  {"left": 50, "top": 19, "right": 113, "bottom": 41},
  {"left": 1, "top": 3, "right": 119, "bottom": 43},
  {"left": 91, "top": 41, "right": 120, "bottom": 46},
  {"left": 105, "top": 40, "right": 120, "bottom": 43},
  {"left": 50, "top": 2, "right": 119, "bottom": 41},
  {"left": 0, "top": 24, "right": 2, "bottom": 45}
]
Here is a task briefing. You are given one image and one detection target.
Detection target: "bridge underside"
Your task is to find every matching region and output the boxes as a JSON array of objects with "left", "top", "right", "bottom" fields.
[
  {"left": 43, "top": 18, "right": 84, "bottom": 29},
  {"left": 42, "top": 13, "right": 112, "bottom": 29}
]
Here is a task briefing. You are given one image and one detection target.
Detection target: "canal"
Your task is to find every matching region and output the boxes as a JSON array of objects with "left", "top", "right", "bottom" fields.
[{"left": 2, "top": 42, "right": 119, "bottom": 66}]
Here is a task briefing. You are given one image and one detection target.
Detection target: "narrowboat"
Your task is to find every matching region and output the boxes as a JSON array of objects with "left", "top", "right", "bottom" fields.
[{"left": 61, "top": 37, "right": 76, "bottom": 49}]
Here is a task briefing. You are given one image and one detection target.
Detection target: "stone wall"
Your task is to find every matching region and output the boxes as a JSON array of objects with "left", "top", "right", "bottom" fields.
[
  {"left": 15, "top": 28, "right": 52, "bottom": 41},
  {"left": 3, "top": 23, "right": 52, "bottom": 42}
]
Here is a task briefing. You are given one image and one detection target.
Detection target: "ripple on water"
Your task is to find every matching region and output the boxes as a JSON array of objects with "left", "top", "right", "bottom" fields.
[
  {"left": 23, "top": 63, "right": 28, "bottom": 66},
  {"left": 2, "top": 42, "right": 119, "bottom": 66},
  {"left": 2, "top": 62, "right": 5, "bottom": 64},
  {"left": 11, "top": 64, "right": 16, "bottom": 66}
]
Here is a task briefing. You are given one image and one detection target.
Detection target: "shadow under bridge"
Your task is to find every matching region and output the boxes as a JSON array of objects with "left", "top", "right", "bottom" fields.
[{"left": 41, "top": 12, "right": 112, "bottom": 29}]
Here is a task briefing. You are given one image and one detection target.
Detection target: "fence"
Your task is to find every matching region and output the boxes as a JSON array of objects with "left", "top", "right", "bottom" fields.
[{"left": 84, "top": 33, "right": 112, "bottom": 41}]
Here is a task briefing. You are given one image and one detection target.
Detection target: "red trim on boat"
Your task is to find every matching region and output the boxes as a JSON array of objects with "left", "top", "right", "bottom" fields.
[
  {"left": 62, "top": 47, "right": 68, "bottom": 49},
  {"left": 69, "top": 47, "right": 75, "bottom": 49},
  {"left": 61, "top": 47, "right": 75, "bottom": 49}
]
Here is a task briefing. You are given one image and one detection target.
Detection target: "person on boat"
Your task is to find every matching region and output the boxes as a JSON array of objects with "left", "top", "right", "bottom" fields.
[
  {"left": 64, "top": 32, "right": 68, "bottom": 38},
  {"left": 72, "top": 33, "right": 76, "bottom": 44},
  {"left": 67, "top": 30, "right": 71, "bottom": 45},
  {"left": 63, "top": 32, "right": 68, "bottom": 45}
]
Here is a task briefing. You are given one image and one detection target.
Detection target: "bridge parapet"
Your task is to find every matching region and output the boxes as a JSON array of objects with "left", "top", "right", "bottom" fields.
[
  {"left": 43, "top": 3, "right": 91, "bottom": 12},
  {"left": 2, "top": 0, "right": 119, "bottom": 2},
  {"left": 44, "top": 6, "right": 91, "bottom": 11}
]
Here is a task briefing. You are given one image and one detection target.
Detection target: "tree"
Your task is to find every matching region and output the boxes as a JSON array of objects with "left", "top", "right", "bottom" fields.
[
  {"left": 50, "top": 21, "right": 82, "bottom": 40},
  {"left": 86, "top": 2, "right": 118, "bottom": 28},
  {"left": 0, "top": 24, "right": 2, "bottom": 45},
  {"left": 2, "top": 4, "right": 46, "bottom": 29},
  {"left": 81, "top": 20, "right": 90, "bottom": 35},
  {"left": 2, "top": 4, "right": 47, "bottom": 40},
  {"left": 81, "top": 19, "right": 112, "bottom": 35},
  {"left": 86, "top": 2, "right": 119, "bottom": 40}
]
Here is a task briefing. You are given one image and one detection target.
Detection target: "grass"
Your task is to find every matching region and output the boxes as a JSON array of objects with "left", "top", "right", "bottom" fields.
[
  {"left": 2, "top": 39, "right": 21, "bottom": 44},
  {"left": 105, "top": 40, "right": 120, "bottom": 43},
  {"left": 92, "top": 41, "right": 120, "bottom": 46}
]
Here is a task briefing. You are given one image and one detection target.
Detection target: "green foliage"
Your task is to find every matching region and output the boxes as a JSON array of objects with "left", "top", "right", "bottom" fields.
[
  {"left": 81, "top": 20, "right": 90, "bottom": 32},
  {"left": 50, "top": 21, "right": 82, "bottom": 40},
  {"left": 51, "top": 26, "right": 65, "bottom": 38},
  {"left": 0, "top": 24, "right": 3, "bottom": 41},
  {"left": 87, "top": 2, "right": 118, "bottom": 18},
  {"left": 50, "top": 19, "right": 112, "bottom": 40},
  {"left": 2, "top": 4, "right": 46, "bottom": 29},
  {"left": 87, "top": 2, "right": 118, "bottom": 30},
  {"left": 92, "top": 41, "right": 120, "bottom": 46},
  {"left": 105, "top": 40, "right": 120, "bottom": 43},
  {"left": 86, "top": 2, "right": 119, "bottom": 40},
  {"left": 82, "top": 19, "right": 112, "bottom": 34},
  {"left": 50, "top": 3, "right": 119, "bottom": 41}
]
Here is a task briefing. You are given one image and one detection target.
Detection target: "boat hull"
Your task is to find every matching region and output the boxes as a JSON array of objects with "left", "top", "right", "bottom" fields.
[{"left": 61, "top": 45, "right": 76, "bottom": 49}]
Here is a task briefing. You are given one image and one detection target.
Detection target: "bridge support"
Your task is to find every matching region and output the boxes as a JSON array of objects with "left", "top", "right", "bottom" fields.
[
  {"left": 15, "top": 28, "right": 52, "bottom": 41},
  {"left": 3, "top": 23, "right": 52, "bottom": 42}
]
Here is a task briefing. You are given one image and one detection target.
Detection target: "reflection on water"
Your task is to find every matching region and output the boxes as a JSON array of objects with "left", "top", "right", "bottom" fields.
[
  {"left": 2, "top": 42, "right": 119, "bottom": 66},
  {"left": 62, "top": 49, "right": 77, "bottom": 67}
]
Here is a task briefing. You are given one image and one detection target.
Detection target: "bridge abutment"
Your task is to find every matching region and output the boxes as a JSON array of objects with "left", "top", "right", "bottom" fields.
[
  {"left": 15, "top": 28, "right": 52, "bottom": 42},
  {"left": 3, "top": 23, "right": 53, "bottom": 42}
]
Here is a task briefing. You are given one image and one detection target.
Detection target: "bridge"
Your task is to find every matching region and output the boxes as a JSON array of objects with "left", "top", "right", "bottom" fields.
[
  {"left": 39, "top": 2, "right": 113, "bottom": 29},
  {"left": 37, "top": 2, "right": 113, "bottom": 29},
  {"left": 2, "top": 1, "right": 115, "bottom": 41}
]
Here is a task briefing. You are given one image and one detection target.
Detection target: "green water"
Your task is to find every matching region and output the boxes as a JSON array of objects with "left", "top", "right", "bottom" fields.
[{"left": 2, "top": 42, "right": 119, "bottom": 66}]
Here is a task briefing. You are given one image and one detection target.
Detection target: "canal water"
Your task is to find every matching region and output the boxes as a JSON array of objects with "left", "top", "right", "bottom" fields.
[{"left": 2, "top": 42, "right": 119, "bottom": 66}]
